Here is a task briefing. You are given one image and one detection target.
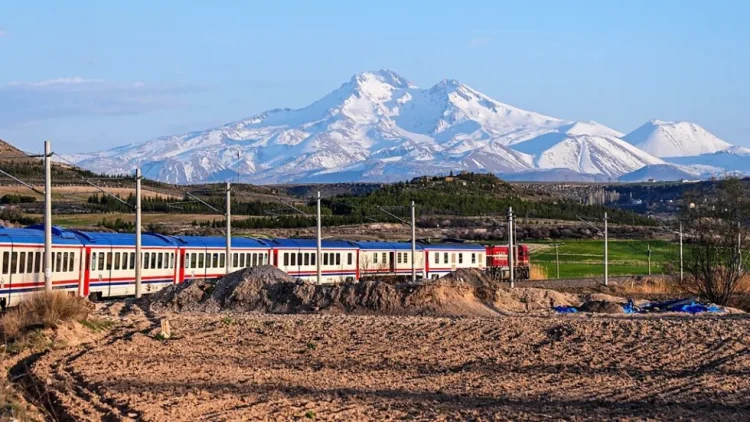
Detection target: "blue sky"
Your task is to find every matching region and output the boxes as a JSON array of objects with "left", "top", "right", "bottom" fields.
[{"left": 0, "top": 0, "right": 748, "bottom": 153}]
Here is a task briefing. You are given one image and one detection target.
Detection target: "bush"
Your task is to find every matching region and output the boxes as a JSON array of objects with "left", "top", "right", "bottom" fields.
[{"left": 0, "top": 291, "right": 91, "bottom": 342}]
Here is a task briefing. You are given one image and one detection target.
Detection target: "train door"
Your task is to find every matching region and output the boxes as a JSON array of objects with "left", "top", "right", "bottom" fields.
[
  {"left": 82, "top": 247, "right": 91, "bottom": 297},
  {"left": 0, "top": 242, "right": 13, "bottom": 309},
  {"left": 389, "top": 252, "right": 395, "bottom": 272},
  {"left": 177, "top": 249, "right": 186, "bottom": 284}
]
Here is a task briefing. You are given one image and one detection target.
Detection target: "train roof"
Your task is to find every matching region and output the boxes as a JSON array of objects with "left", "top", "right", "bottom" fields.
[
  {"left": 418, "top": 242, "right": 486, "bottom": 251},
  {"left": 352, "top": 241, "right": 424, "bottom": 251},
  {"left": 170, "top": 235, "right": 270, "bottom": 248},
  {"left": 268, "top": 238, "right": 357, "bottom": 249},
  {"left": 0, "top": 227, "right": 83, "bottom": 245}
]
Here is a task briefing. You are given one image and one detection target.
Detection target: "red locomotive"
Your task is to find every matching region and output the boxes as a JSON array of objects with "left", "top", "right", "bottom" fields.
[{"left": 485, "top": 244, "right": 530, "bottom": 280}]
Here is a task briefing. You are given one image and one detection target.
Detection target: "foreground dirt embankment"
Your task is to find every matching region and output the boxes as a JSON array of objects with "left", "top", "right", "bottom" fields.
[
  {"left": 29, "top": 310, "right": 750, "bottom": 421},
  {"left": 143, "top": 266, "right": 632, "bottom": 316}
]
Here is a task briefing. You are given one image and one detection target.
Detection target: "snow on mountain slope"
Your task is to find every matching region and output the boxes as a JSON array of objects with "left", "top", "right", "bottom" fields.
[
  {"left": 618, "top": 164, "right": 699, "bottom": 182},
  {"left": 69, "top": 70, "right": 731, "bottom": 184},
  {"left": 510, "top": 122, "right": 662, "bottom": 177},
  {"left": 622, "top": 120, "right": 732, "bottom": 158},
  {"left": 666, "top": 148, "right": 750, "bottom": 176}
]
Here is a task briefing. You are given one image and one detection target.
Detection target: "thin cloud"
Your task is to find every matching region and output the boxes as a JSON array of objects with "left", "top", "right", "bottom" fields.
[
  {"left": 0, "top": 77, "right": 203, "bottom": 125},
  {"left": 0, "top": 29, "right": 6, "bottom": 37},
  {"left": 468, "top": 37, "right": 491, "bottom": 48}
]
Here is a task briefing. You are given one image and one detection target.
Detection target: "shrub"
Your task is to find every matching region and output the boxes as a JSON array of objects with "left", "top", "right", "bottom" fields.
[{"left": 0, "top": 291, "right": 91, "bottom": 342}]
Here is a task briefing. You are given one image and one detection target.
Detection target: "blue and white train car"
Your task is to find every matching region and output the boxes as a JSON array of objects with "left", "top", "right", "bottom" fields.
[
  {"left": 69, "top": 230, "right": 179, "bottom": 299},
  {"left": 421, "top": 242, "right": 487, "bottom": 279},
  {"left": 172, "top": 235, "right": 271, "bottom": 282},
  {"left": 0, "top": 226, "right": 84, "bottom": 309},
  {"left": 270, "top": 239, "right": 358, "bottom": 283},
  {"left": 353, "top": 241, "right": 425, "bottom": 280}
]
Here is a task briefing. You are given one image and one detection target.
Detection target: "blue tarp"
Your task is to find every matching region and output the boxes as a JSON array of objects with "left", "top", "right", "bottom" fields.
[{"left": 553, "top": 297, "right": 724, "bottom": 314}]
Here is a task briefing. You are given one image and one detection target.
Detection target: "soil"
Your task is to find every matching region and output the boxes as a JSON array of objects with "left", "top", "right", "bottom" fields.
[
  {"left": 27, "top": 311, "right": 750, "bottom": 421},
  {"left": 10, "top": 270, "right": 749, "bottom": 421}
]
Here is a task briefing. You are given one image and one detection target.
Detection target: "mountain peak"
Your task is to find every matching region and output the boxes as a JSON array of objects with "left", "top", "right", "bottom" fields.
[
  {"left": 623, "top": 120, "right": 732, "bottom": 158},
  {"left": 350, "top": 69, "right": 414, "bottom": 89}
]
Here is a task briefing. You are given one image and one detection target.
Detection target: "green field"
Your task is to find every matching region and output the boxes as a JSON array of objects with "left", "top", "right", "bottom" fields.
[{"left": 528, "top": 239, "right": 677, "bottom": 279}]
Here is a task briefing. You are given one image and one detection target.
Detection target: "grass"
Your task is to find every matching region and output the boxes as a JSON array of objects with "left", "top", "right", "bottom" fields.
[
  {"left": 0, "top": 291, "right": 91, "bottom": 343},
  {"left": 529, "top": 239, "right": 676, "bottom": 279}
]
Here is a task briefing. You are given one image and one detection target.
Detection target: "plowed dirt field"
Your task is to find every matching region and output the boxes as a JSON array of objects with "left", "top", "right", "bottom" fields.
[{"left": 30, "top": 304, "right": 750, "bottom": 421}]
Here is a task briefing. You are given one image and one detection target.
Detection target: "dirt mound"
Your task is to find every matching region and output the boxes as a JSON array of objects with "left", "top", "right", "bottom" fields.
[
  {"left": 146, "top": 267, "right": 625, "bottom": 317},
  {"left": 578, "top": 300, "right": 626, "bottom": 314}
]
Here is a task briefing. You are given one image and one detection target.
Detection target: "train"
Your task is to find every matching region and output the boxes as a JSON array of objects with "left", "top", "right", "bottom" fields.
[{"left": 0, "top": 225, "right": 530, "bottom": 309}]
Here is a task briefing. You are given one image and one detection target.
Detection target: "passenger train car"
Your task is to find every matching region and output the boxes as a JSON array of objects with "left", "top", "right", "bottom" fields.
[{"left": 0, "top": 225, "right": 528, "bottom": 309}]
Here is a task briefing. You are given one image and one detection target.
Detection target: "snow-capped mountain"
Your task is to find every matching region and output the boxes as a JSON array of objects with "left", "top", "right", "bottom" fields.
[
  {"left": 69, "top": 70, "right": 738, "bottom": 184},
  {"left": 622, "top": 120, "right": 732, "bottom": 158},
  {"left": 512, "top": 122, "right": 664, "bottom": 177}
]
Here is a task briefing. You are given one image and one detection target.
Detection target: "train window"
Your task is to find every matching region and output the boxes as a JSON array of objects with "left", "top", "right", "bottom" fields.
[
  {"left": 35, "top": 252, "right": 41, "bottom": 273},
  {"left": 458, "top": 254, "right": 463, "bottom": 264},
  {"left": 444, "top": 253, "right": 448, "bottom": 264},
  {"left": 472, "top": 253, "right": 476, "bottom": 264},
  {"left": 245, "top": 253, "right": 250, "bottom": 266},
  {"left": 323, "top": 253, "right": 328, "bottom": 266},
  {"left": 373, "top": 253, "right": 378, "bottom": 264},
  {"left": 92, "top": 253, "right": 97, "bottom": 271},
  {"left": 2, "top": 251, "right": 8, "bottom": 274},
  {"left": 336, "top": 253, "right": 340, "bottom": 266},
  {"left": 114, "top": 253, "right": 120, "bottom": 271},
  {"left": 283, "top": 253, "right": 289, "bottom": 267},
  {"left": 11, "top": 252, "right": 17, "bottom": 274},
  {"left": 347, "top": 253, "right": 352, "bottom": 266},
  {"left": 220, "top": 254, "right": 225, "bottom": 269},
  {"left": 63, "top": 252, "right": 69, "bottom": 272},
  {"left": 51, "top": 252, "right": 55, "bottom": 273},
  {"left": 27, "top": 252, "right": 34, "bottom": 273},
  {"left": 198, "top": 253, "right": 204, "bottom": 268},
  {"left": 291, "top": 253, "right": 296, "bottom": 266},
  {"left": 184, "top": 254, "right": 190, "bottom": 268},
  {"left": 149, "top": 253, "right": 155, "bottom": 269},
  {"left": 434, "top": 252, "right": 439, "bottom": 263},
  {"left": 303, "top": 253, "right": 309, "bottom": 266},
  {"left": 121, "top": 253, "right": 127, "bottom": 270},
  {"left": 382, "top": 253, "right": 387, "bottom": 263},
  {"left": 98, "top": 253, "right": 105, "bottom": 271},
  {"left": 212, "top": 253, "right": 218, "bottom": 268},
  {"left": 239, "top": 253, "right": 244, "bottom": 267},
  {"left": 296, "top": 253, "right": 301, "bottom": 266},
  {"left": 56, "top": 252, "right": 63, "bottom": 272},
  {"left": 144, "top": 253, "right": 150, "bottom": 269},
  {"left": 310, "top": 253, "right": 315, "bottom": 266},
  {"left": 19, "top": 252, "right": 26, "bottom": 274},
  {"left": 232, "top": 253, "right": 238, "bottom": 267},
  {"left": 170, "top": 253, "right": 174, "bottom": 269},
  {"left": 157, "top": 253, "right": 163, "bottom": 269},
  {"left": 130, "top": 252, "right": 135, "bottom": 270},
  {"left": 397, "top": 253, "right": 401, "bottom": 264}
]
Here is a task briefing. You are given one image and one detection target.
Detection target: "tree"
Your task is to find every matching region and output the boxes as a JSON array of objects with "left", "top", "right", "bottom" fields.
[{"left": 679, "top": 178, "right": 750, "bottom": 305}]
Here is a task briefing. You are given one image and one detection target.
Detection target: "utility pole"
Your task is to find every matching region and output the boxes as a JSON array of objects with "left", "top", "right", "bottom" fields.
[
  {"left": 555, "top": 243, "right": 560, "bottom": 280},
  {"left": 508, "top": 206, "right": 515, "bottom": 288},
  {"left": 43, "top": 141, "right": 52, "bottom": 292},
  {"left": 604, "top": 212, "right": 609, "bottom": 286},
  {"left": 647, "top": 243, "right": 652, "bottom": 275},
  {"left": 316, "top": 191, "right": 322, "bottom": 285},
  {"left": 679, "top": 222, "right": 683, "bottom": 283},
  {"left": 226, "top": 182, "right": 231, "bottom": 275},
  {"left": 135, "top": 168, "right": 142, "bottom": 298},
  {"left": 411, "top": 200, "right": 416, "bottom": 282}
]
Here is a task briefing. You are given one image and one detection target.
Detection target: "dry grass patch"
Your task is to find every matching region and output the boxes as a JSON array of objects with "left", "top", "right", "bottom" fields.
[{"left": 0, "top": 291, "right": 91, "bottom": 343}]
